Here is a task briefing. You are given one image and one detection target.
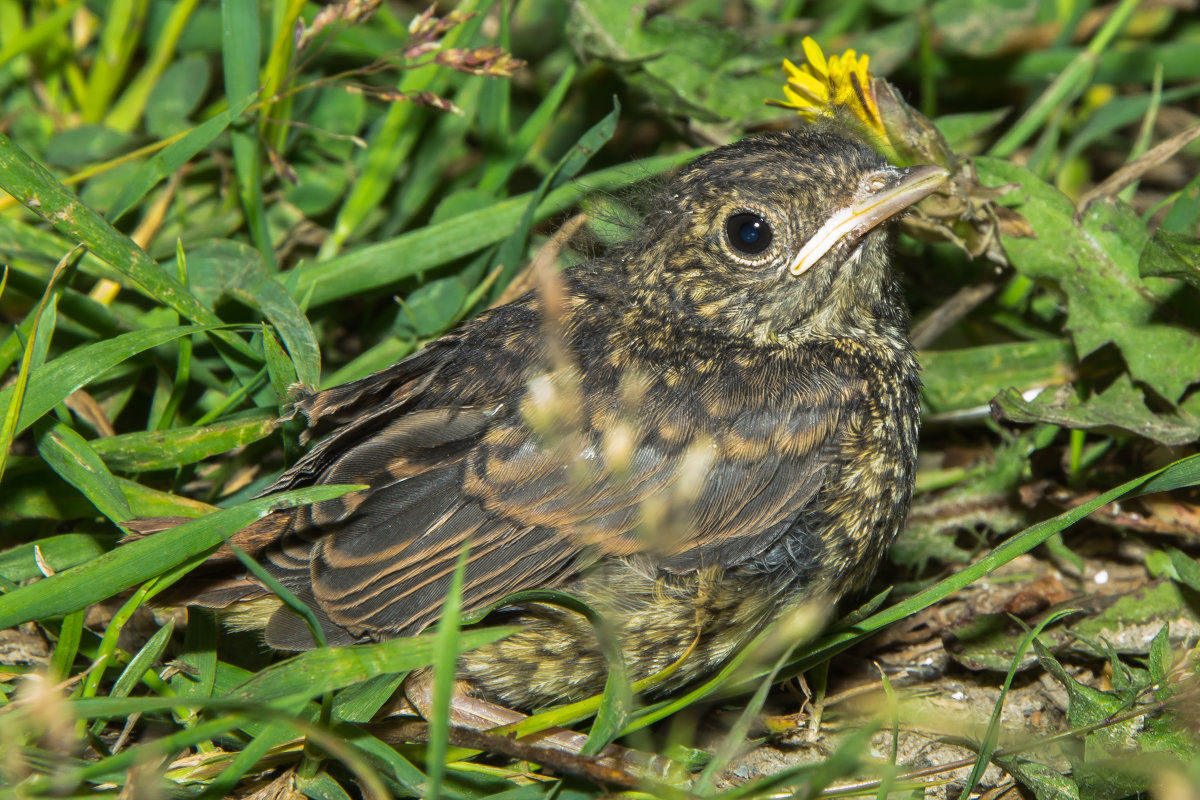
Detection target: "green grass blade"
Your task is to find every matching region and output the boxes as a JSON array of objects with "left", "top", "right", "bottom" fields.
[
  {"left": 225, "top": 626, "right": 521, "bottom": 706},
  {"left": 0, "top": 254, "right": 67, "bottom": 484},
  {"left": 295, "top": 151, "right": 700, "bottom": 307},
  {"left": 476, "top": 63, "right": 576, "bottom": 194},
  {"left": 91, "top": 410, "right": 278, "bottom": 472},
  {"left": 81, "top": 0, "right": 149, "bottom": 122},
  {"left": 0, "top": 132, "right": 258, "bottom": 360},
  {"left": 0, "top": 483, "right": 364, "bottom": 630},
  {"left": 108, "top": 93, "right": 256, "bottom": 224},
  {"left": 35, "top": 420, "right": 133, "bottom": 527},
  {"left": 428, "top": 546, "right": 470, "bottom": 800},
  {"left": 319, "top": 1, "right": 484, "bottom": 257},
  {"left": 0, "top": 0, "right": 82, "bottom": 71},
  {"left": 0, "top": 323, "right": 233, "bottom": 438},
  {"left": 104, "top": 0, "right": 203, "bottom": 132},
  {"left": 489, "top": 98, "right": 620, "bottom": 294},
  {"left": 0, "top": 534, "right": 113, "bottom": 583},
  {"left": 221, "top": 0, "right": 271, "bottom": 264}
]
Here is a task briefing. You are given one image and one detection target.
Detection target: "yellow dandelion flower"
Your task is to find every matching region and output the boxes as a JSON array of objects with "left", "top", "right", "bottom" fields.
[{"left": 771, "top": 36, "right": 887, "bottom": 143}]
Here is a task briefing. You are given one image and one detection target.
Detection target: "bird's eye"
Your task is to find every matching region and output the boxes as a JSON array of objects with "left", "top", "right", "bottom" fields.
[{"left": 725, "top": 213, "right": 773, "bottom": 256}]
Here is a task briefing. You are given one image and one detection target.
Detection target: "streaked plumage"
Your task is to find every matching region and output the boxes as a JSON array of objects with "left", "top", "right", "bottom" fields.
[{"left": 178, "top": 129, "right": 945, "bottom": 709}]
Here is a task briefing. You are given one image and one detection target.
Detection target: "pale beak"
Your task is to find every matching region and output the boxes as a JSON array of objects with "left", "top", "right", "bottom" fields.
[{"left": 788, "top": 164, "right": 950, "bottom": 277}]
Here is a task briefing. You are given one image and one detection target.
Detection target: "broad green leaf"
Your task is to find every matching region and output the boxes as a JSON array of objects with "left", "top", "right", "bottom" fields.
[
  {"left": 1166, "top": 548, "right": 1200, "bottom": 593},
  {"left": 144, "top": 54, "right": 211, "bottom": 138},
  {"left": 1140, "top": 228, "right": 1200, "bottom": 290},
  {"left": 920, "top": 339, "right": 1074, "bottom": 415},
  {"left": 401, "top": 276, "right": 468, "bottom": 338},
  {"left": 1069, "top": 581, "right": 1200, "bottom": 658},
  {"left": 935, "top": 108, "right": 1010, "bottom": 152},
  {"left": 994, "top": 375, "right": 1200, "bottom": 446},
  {"left": 1161, "top": 170, "right": 1200, "bottom": 235},
  {"left": 43, "top": 125, "right": 133, "bottom": 168},
  {"left": 568, "top": 0, "right": 786, "bottom": 124},
  {"left": 977, "top": 156, "right": 1198, "bottom": 402},
  {"left": 994, "top": 755, "right": 1080, "bottom": 800},
  {"left": 1036, "top": 640, "right": 1127, "bottom": 731},
  {"left": 943, "top": 611, "right": 1076, "bottom": 672},
  {"left": 293, "top": 771, "right": 353, "bottom": 800},
  {"left": 930, "top": 0, "right": 1042, "bottom": 57},
  {"left": 282, "top": 159, "right": 349, "bottom": 218}
]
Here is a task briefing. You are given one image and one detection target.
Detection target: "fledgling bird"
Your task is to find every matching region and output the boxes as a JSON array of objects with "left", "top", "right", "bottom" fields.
[{"left": 181, "top": 128, "right": 947, "bottom": 711}]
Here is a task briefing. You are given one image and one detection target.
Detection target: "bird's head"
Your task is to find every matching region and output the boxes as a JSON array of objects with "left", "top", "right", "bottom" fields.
[{"left": 617, "top": 128, "right": 948, "bottom": 347}]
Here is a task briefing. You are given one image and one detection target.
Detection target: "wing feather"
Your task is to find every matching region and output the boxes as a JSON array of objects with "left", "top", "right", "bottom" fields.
[{"left": 250, "top": 310, "right": 859, "bottom": 646}]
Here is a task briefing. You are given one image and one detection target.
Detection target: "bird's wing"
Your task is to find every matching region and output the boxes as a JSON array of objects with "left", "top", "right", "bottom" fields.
[
  {"left": 249, "top": 317, "right": 861, "bottom": 648},
  {"left": 258, "top": 382, "right": 859, "bottom": 650},
  {"left": 465, "top": 377, "right": 856, "bottom": 575}
]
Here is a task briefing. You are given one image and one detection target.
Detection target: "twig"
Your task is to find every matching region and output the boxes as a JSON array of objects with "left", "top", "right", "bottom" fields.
[{"left": 910, "top": 279, "right": 1000, "bottom": 349}]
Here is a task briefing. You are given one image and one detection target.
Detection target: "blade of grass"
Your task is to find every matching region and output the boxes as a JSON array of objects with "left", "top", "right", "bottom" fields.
[
  {"left": 105, "top": 0, "right": 202, "bottom": 131},
  {"left": 258, "top": 0, "right": 306, "bottom": 155},
  {"left": 428, "top": 546, "right": 470, "bottom": 800},
  {"left": 0, "top": 132, "right": 258, "bottom": 360},
  {"left": 476, "top": 63, "right": 575, "bottom": 195},
  {"left": 109, "top": 93, "right": 257, "bottom": 224},
  {"left": 988, "top": 0, "right": 1142, "bottom": 158},
  {"left": 489, "top": 98, "right": 620, "bottom": 297},
  {"left": 200, "top": 722, "right": 297, "bottom": 800},
  {"left": 48, "top": 609, "right": 85, "bottom": 682},
  {"left": 0, "top": 323, "right": 242, "bottom": 440},
  {"left": 35, "top": 420, "right": 133, "bottom": 527},
  {"left": 221, "top": 0, "right": 272, "bottom": 266},
  {"left": 86, "top": 617, "right": 175, "bottom": 739},
  {"left": 477, "top": 0, "right": 512, "bottom": 154},
  {"left": 0, "top": 0, "right": 82, "bottom": 71},
  {"left": 0, "top": 534, "right": 113, "bottom": 583},
  {"left": 956, "top": 608, "right": 1077, "bottom": 800},
  {"left": 0, "top": 249, "right": 75, "bottom": 484},
  {"left": 694, "top": 602, "right": 825, "bottom": 793},
  {"left": 75, "top": 564, "right": 203, "bottom": 709},
  {"left": 93, "top": 410, "right": 279, "bottom": 472},
  {"left": 81, "top": 0, "right": 149, "bottom": 122},
  {"left": 295, "top": 151, "right": 701, "bottom": 307},
  {"left": 0, "top": 483, "right": 364, "bottom": 630},
  {"left": 319, "top": 0, "right": 485, "bottom": 257},
  {"left": 222, "top": 626, "right": 520, "bottom": 707}
]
